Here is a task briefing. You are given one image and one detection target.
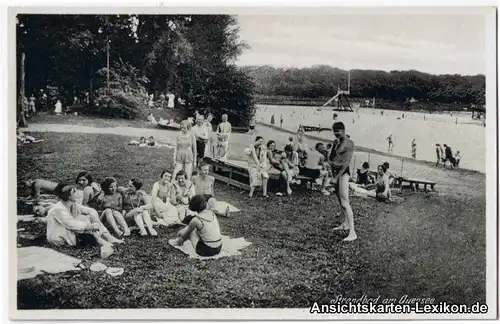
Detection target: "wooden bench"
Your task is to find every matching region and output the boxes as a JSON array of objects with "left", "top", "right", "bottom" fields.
[
  {"left": 395, "top": 177, "right": 437, "bottom": 191},
  {"left": 205, "top": 157, "right": 322, "bottom": 191}
]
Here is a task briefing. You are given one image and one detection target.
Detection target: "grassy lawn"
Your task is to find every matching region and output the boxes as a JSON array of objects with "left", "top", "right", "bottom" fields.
[
  {"left": 27, "top": 107, "right": 187, "bottom": 129},
  {"left": 16, "top": 132, "right": 486, "bottom": 309}
]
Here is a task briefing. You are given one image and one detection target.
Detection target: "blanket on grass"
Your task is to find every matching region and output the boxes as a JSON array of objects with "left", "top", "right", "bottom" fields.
[
  {"left": 168, "top": 236, "right": 252, "bottom": 260},
  {"left": 17, "top": 246, "right": 82, "bottom": 281}
]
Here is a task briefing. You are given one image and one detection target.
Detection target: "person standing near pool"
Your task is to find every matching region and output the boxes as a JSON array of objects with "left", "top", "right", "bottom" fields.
[
  {"left": 435, "top": 144, "right": 442, "bottom": 166},
  {"left": 330, "top": 122, "right": 357, "bottom": 242},
  {"left": 172, "top": 120, "right": 197, "bottom": 181},
  {"left": 203, "top": 113, "right": 214, "bottom": 157},
  {"left": 216, "top": 114, "right": 232, "bottom": 161},
  {"left": 192, "top": 115, "right": 209, "bottom": 165},
  {"left": 386, "top": 134, "right": 394, "bottom": 154}
]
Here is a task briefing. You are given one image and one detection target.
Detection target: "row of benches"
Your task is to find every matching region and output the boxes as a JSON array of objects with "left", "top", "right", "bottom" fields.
[{"left": 206, "top": 157, "right": 437, "bottom": 192}]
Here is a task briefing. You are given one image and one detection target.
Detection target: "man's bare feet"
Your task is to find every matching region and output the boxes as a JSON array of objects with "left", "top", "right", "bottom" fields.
[
  {"left": 333, "top": 223, "right": 349, "bottom": 231},
  {"left": 343, "top": 233, "right": 358, "bottom": 242},
  {"left": 149, "top": 228, "right": 158, "bottom": 236}
]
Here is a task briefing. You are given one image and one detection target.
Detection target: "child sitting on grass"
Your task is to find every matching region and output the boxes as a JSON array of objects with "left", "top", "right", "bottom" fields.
[
  {"left": 191, "top": 162, "right": 230, "bottom": 219},
  {"left": 170, "top": 194, "right": 223, "bottom": 257},
  {"left": 100, "top": 177, "right": 130, "bottom": 238}
]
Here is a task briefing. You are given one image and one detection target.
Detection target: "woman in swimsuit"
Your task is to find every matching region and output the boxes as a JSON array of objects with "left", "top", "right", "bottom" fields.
[
  {"left": 74, "top": 171, "right": 101, "bottom": 207},
  {"left": 170, "top": 171, "right": 196, "bottom": 223},
  {"left": 151, "top": 170, "right": 179, "bottom": 226},
  {"left": 280, "top": 144, "right": 300, "bottom": 196},
  {"left": 100, "top": 177, "right": 130, "bottom": 237},
  {"left": 118, "top": 179, "right": 156, "bottom": 237},
  {"left": 171, "top": 195, "right": 223, "bottom": 257},
  {"left": 373, "top": 165, "right": 391, "bottom": 201},
  {"left": 245, "top": 136, "right": 269, "bottom": 198},
  {"left": 330, "top": 122, "right": 357, "bottom": 241},
  {"left": 172, "top": 120, "right": 197, "bottom": 181},
  {"left": 265, "top": 140, "right": 283, "bottom": 171}
]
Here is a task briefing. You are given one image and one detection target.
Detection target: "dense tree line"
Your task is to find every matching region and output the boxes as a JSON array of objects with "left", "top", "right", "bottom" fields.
[
  {"left": 16, "top": 14, "right": 255, "bottom": 126},
  {"left": 241, "top": 65, "right": 485, "bottom": 106}
]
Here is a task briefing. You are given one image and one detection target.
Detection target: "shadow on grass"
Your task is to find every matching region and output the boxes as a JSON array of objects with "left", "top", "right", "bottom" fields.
[{"left": 16, "top": 132, "right": 486, "bottom": 309}]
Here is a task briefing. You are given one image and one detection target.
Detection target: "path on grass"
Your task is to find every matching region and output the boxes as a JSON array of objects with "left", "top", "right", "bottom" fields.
[{"left": 21, "top": 123, "right": 484, "bottom": 198}]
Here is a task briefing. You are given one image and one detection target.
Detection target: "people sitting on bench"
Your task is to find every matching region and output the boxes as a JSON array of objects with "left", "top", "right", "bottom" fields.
[
  {"left": 244, "top": 136, "right": 269, "bottom": 198},
  {"left": 280, "top": 144, "right": 300, "bottom": 196},
  {"left": 356, "top": 162, "right": 375, "bottom": 186},
  {"left": 299, "top": 143, "right": 330, "bottom": 195},
  {"left": 266, "top": 140, "right": 283, "bottom": 172}
]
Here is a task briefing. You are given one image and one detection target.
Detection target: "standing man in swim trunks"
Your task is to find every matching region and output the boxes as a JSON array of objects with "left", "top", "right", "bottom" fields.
[{"left": 329, "top": 122, "right": 357, "bottom": 241}]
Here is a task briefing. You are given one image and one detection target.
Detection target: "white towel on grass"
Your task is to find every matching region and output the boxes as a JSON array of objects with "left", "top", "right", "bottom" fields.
[
  {"left": 168, "top": 236, "right": 251, "bottom": 260},
  {"left": 213, "top": 201, "right": 240, "bottom": 213},
  {"left": 17, "top": 246, "right": 82, "bottom": 281}
]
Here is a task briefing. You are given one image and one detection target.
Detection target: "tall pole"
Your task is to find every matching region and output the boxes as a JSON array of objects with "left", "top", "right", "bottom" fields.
[
  {"left": 18, "top": 52, "right": 27, "bottom": 127},
  {"left": 106, "top": 36, "right": 110, "bottom": 93},
  {"left": 347, "top": 70, "right": 351, "bottom": 94}
]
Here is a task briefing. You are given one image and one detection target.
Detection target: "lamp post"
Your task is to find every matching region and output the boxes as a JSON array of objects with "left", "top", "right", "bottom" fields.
[{"left": 106, "top": 36, "right": 110, "bottom": 93}]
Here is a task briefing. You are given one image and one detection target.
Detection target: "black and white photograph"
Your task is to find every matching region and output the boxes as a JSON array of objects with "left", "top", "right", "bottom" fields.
[{"left": 7, "top": 4, "right": 498, "bottom": 321}]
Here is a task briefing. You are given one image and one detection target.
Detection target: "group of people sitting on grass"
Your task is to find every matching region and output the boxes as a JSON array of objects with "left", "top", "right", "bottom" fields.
[
  {"left": 25, "top": 164, "right": 229, "bottom": 257},
  {"left": 353, "top": 162, "right": 397, "bottom": 201}
]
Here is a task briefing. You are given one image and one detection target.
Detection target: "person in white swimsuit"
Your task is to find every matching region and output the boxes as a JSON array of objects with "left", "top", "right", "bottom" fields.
[{"left": 171, "top": 195, "right": 223, "bottom": 257}]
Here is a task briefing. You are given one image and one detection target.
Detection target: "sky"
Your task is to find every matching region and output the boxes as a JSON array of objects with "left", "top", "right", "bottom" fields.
[{"left": 235, "top": 12, "right": 488, "bottom": 75}]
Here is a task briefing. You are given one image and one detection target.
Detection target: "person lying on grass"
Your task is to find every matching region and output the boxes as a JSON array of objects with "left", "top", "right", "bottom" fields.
[
  {"left": 170, "top": 194, "right": 223, "bottom": 257},
  {"left": 170, "top": 171, "right": 196, "bottom": 221},
  {"left": 117, "top": 179, "right": 157, "bottom": 237},
  {"left": 46, "top": 184, "right": 124, "bottom": 248},
  {"left": 150, "top": 170, "right": 179, "bottom": 226},
  {"left": 24, "top": 171, "right": 100, "bottom": 206},
  {"left": 128, "top": 137, "right": 148, "bottom": 147},
  {"left": 99, "top": 177, "right": 130, "bottom": 237},
  {"left": 17, "top": 129, "right": 42, "bottom": 144},
  {"left": 190, "top": 163, "right": 230, "bottom": 221}
]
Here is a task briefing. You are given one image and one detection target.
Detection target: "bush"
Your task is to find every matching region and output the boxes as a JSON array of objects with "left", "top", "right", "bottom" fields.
[{"left": 93, "top": 88, "right": 149, "bottom": 119}]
